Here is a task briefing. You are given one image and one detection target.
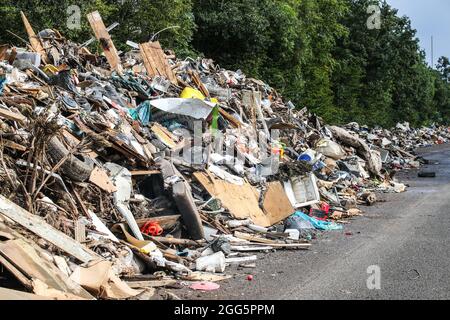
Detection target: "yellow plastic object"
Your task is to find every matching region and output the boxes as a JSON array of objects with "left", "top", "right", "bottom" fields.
[
  {"left": 272, "top": 141, "right": 286, "bottom": 159},
  {"left": 180, "top": 87, "right": 205, "bottom": 100},
  {"left": 43, "top": 64, "right": 59, "bottom": 75}
]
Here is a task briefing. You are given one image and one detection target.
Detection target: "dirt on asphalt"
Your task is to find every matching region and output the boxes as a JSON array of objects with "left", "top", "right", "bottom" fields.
[{"left": 176, "top": 144, "right": 450, "bottom": 300}]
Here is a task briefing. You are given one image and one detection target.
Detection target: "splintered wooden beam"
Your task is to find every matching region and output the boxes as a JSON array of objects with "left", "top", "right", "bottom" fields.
[
  {"left": 20, "top": 11, "right": 48, "bottom": 64},
  {"left": 139, "top": 41, "right": 177, "bottom": 84},
  {"left": 87, "top": 11, "right": 123, "bottom": 74},
  {"left": 0, "top": 195, "right": 98, "bottom": 263}
]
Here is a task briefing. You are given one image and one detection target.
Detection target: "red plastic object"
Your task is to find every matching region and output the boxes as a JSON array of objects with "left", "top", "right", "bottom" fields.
[
  {"left": 247, "top": 275, "right": 253, "bottom": 281},
  {"left": 140, "top": 221, "right": 163, "bottom": 236},
  {"left": 321, "top": 202, "right": 330, "bottom": 215},
  {"left": 190, "top": 282, "right": 220, "bottom": 291}
]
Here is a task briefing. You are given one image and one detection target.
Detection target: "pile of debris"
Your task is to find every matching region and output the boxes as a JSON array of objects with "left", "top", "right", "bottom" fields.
[{"left": 0, "top": 11, "right": 448, "bottom": 300}]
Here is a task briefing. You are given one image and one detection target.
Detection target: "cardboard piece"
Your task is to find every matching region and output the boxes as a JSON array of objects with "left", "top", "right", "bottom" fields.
[
  {"left": 70, "top": 260, "right": 142, "bottom": 300},
  {"left": 89, "top": 167, "right": 117, "bottom": 193},
  {"left": 193, "top": 173, "right": 294, "bottom": 227}
]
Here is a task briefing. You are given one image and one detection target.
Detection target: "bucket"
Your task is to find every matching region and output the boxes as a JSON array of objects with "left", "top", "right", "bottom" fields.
[{"left": 298, "top": 149, "right": 316, "bottom": 164}]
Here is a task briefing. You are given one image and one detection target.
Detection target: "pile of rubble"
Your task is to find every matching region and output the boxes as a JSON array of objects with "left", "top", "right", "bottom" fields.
[{"left": 0, "top": 11, "right": 448, "bottom": 300}]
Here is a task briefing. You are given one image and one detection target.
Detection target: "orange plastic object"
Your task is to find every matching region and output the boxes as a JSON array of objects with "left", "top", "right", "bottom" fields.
[{"left": 140, "top": 221, "right": 163, "bottom": 236}]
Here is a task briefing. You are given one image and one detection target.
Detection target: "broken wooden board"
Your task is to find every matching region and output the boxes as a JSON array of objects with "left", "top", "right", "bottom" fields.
[
  {"left": 234, "top": 231, "right": 311, "bottom": 249},
  {"left": 0, "top": 195, "right": 98, "bottom": 263},
  {"left": 229, "top": 245, "right": 274, "bottom": 252},
  {"left": 189, "top": 70, "right": 209, "bottom": 97},
  {"left": 87, "top": 11, "right": 123, "bottom": 74},
  {"left": 31, "top": 279, "right": 87, "bottom": 300},
  {"left": 89, "top": 167, "right": 117, "bottom": 193},
  {"left": 130, "top": 170, "right": 161, "bottom": 176},
  {"left": 139, "top": 41, "right": 177, "bottom": 84},
  {"left": 125, "top": 280, "right": 177, "bottom": 289},
  {"left": 2, "top": 139, "right": 27, "bottom": 152},
  {"left": 219, "top": 108, "right": 242, "bottom": 128},
  {"left": 180, "top": 272, "right": 232, "bottom": 283},
  {"left": 0, "top": 239, "right": 94, "bottom": 299},
  {"left": 0, "top": 45, "right": 9, "bottom": 61},
  {"left": 0, "top": 253, "right": 32, "bottom": 289},
  {"left": 20, "top": 11, "right": 48, "bottom": 64},
  {"left": 0, "top": 287, "right": 51, "bottom": 300},
  {"left": 151, "top": 123, "right": 178, "bottom": 149},
  {"left": 262, "top": 181, "right": 295, "bottom": 225},
  {"left": 0, "top": 108, "right": 27, "bottom": 123},
  {"left": 193, "top": 173, "right": 295, "bottom": 227}
]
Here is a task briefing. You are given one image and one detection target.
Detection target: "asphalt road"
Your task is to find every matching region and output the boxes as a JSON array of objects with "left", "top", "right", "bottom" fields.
[{"left": 182, "top": 144, "right": 450, "bottom": 300}]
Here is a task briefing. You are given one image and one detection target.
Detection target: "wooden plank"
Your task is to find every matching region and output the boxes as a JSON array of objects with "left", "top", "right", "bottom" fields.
[
  {"left": 147, "top": 236, "right": 202, "bottom": 247},
  {"left": 125, "top": 280, "right": 176, "bottom": 288},
  {"left": 0, "top": 108, "right": 27, "bottom": 123},
  {"left": 151, "top": 42, "right": 177, "bottom": 84},
  {"left": 219, "top": 108, "right": 242, "bottom": 128},
  {"left": 180, "top": 272, "right": 232, "bottom": 282},
  {"left": 190, "top": 70, "right": 209, "bottom": 97},
  {"left": 0, "top": 239, "right": 94, "bottom": 299},
  {"left": 2, "top": 139, "right": 27, "bottom": 152},
  {"left": 87, "top": 11, "right": 123, "bottom": 74},
  {"left": 233, "top": 232, "right": 310, "bottom": 249},
  {"left": 234, "top": 231, "right": 279, "bottom": 244},
  {"left": 0, "top": 45, "right": 9, "bottom": 61},
  {"left": 135, "top": 215, "right": 180, "bottom": 230},
  {"left": 225, "top": 255, "right": 258, "bottom": 264},
  {"left": 0, "top": 287, "right": 51, "bottom": 300},
  {"left": 74, "top": 219, "right": 86, "bottom": 243},
  {"left": 0, "top": 254, "right": 32, "bottom": 289},
  {"left": 139, "top": 42, "right": 177, "bottom": 84},
  {"left": 130, "top": 170, "right": 161, "bottom": 176},
  {"left": 151, "top": 123, "right": 178, "bottom": 149},
  {"left": 193, "top": 172, "right": 269, "bottom": 227},
  {"left": 0, "top": 195, "right": 98, "bottom": 263},
  {"left": 20, "top": 11, "right": 48, "bottom": 64}
]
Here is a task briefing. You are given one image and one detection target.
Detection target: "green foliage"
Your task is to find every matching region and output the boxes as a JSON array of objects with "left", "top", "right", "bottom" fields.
[
  {"left": 1, "top": 0, "right": 450, "bottom": 126},
  {"left": 0, "top": 0, "right": 195, "bottom": 55}
]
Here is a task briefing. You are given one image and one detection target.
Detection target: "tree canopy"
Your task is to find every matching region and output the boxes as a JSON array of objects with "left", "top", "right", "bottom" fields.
[{"left": 1, "top": 0, "right": 449, "bottom": 127}]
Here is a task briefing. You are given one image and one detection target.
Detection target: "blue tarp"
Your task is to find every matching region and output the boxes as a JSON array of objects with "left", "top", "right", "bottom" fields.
[
  {"left": 0, "top": 77, "right": 6, "bottom": 96},
  {"left": 129, "top": 100, "right": 152, "bottom": 126},
  {"left": 291, "top": 211, "right": 343, "bottom": 231}
]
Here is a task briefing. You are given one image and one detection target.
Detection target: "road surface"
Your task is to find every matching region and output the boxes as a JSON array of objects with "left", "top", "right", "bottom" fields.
[{"left": 182, "top": 144, "right": 450, "bottom": 300}]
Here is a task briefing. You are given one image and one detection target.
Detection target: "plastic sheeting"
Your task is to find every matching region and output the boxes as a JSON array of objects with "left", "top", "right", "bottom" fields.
[
  {"left": 129, "top": 100, "right": 152, "bottom": 125},
  {"left": 150, "top": 98, "right": 215, "bottom": 120},
  {"left": 291, "top": 211, "right": 343, "bottom": 231}
]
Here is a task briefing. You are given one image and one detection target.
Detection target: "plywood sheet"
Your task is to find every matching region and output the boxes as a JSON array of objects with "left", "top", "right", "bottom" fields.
[
  {"left": 139, "top": 41, "right": 177, "bottom": 84},
  {"left": 193, "top": 173, "right": 294, "bottom": 227},
  {"left": 262, "top": 181, "right": 295, "bottom": 225}
]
